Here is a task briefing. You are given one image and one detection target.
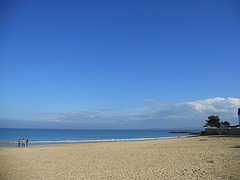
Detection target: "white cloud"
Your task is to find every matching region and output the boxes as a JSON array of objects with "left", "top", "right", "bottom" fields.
[
  {"left": 143, "top": 99, "right": 157, "bottom": 102},
  {"left": 125, "top": 97, "right": 240, "bottom": 127},
  {"left": 185, "top": 97, "right": 240, "bottom": 114},
  {"left": 47, "top": 120, "right": 80, "bottom": 123},
  {"left": 41, "top": 97, "right": 240, "bottom": 128}
]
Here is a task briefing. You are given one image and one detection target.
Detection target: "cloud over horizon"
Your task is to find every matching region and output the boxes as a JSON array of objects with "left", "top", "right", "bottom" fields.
[
  {"left": 1, "top": 97, "right": 239, "bottom": 129},
  {"left": 39, "top": 97, "right": 240, "bottom": 128}
]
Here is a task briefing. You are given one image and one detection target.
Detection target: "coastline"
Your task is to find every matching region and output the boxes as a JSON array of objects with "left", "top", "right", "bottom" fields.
[
  {"left": 0, "top": 133, "right": 197, "bottom": 147},
  {"left": 1, "top": 135, "right": 239, "bottom": 179},
  {"left": 0, "top": 134, "right": 197, "bottom": 148}
]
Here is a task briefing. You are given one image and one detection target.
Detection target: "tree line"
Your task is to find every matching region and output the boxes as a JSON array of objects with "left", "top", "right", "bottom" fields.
[{"left": 204, "top": 115, "right": 230, "bottom": 128}]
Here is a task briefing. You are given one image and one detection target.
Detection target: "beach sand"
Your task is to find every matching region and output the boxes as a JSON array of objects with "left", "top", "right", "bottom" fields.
[{"left": 0, "top": 136, "right": 240, "bottom": 179}]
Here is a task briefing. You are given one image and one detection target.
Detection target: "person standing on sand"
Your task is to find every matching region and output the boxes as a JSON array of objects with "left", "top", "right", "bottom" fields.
[
  {"left": 22, "top": 138, "right": 25, "bottom": 147},
  {"left": 18, "top": 139, "right": 21, "bottom": 147},
  {"left": 26, "top": 139, "right": 28, "bottom": 147}
]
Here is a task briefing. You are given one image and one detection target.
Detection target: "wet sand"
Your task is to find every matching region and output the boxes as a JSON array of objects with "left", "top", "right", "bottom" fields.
[{"left": 0, "top": 136, "right": 240, "bottom": 179}]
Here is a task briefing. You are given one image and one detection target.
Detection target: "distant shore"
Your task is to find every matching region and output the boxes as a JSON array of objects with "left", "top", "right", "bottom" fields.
[{"left": 1, "top": 135, "right": 239, "bottom": 179}]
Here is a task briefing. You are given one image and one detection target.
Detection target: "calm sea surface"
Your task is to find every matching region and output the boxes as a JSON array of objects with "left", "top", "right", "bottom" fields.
[{"left": 0, "top": 128, "right": 201, "bottom": 146}]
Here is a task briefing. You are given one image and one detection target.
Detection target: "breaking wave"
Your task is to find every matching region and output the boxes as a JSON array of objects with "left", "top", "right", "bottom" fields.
[{"left": 0, "top": 136, "right": 191, "bottom": 146}]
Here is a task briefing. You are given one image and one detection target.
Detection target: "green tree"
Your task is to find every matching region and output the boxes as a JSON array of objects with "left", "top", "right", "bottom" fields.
[
  {"left": 221, "top": 121, "right": 230, "bottom": 127},
  {"left": 204, "top": 115, "right": 221, "bottom": 128}
]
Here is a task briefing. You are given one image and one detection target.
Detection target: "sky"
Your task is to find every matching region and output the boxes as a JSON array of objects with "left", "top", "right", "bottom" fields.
[{"left": 0, "top": 0, "right": 240, "bottom": 129}]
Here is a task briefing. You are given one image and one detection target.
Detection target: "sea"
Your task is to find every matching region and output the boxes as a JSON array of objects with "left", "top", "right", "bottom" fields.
[{"left": 0, "top": 128, "right": 201, "bottom": 147}]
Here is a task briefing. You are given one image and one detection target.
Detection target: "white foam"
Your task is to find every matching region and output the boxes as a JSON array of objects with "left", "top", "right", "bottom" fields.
[
  {"left": 20, "top": 136, "right": 190, "bottom": 144},
  {"left": 0, "top": 135, "right": 195, "bottom": 146}
]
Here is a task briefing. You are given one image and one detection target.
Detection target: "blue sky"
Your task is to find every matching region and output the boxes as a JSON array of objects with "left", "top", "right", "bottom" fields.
[{"left": 0, "top": 0, "right": 240, "bottom": 129}]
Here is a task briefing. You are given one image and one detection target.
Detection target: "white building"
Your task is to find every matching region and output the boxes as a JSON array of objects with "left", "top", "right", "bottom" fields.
[{"left": 238, "top": 108, "right": 240, "bottom": 126}]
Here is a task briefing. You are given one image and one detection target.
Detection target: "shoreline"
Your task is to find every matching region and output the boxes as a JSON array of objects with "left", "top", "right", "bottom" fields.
[
  {"left": 1, "top": 135, "right": 239, "bottom": 179},
  {"left": 0, "top": 134, "right": 198, "bottom": 148}
]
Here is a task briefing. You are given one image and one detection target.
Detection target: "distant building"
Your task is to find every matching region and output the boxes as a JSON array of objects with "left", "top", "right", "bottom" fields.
[
  {"left": 238, "top": 108, "right": 240, "bottom": 126},
  {"left": 205, "top": 126, "right": 240, "bottom": 135},
  {"left": 203, "top": 109, "right": 240, "bottom": 135}
]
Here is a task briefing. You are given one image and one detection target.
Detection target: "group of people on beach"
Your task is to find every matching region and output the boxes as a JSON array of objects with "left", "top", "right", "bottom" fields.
[{"left": 18, "top": 138, "right": 28, "bottom": 147}]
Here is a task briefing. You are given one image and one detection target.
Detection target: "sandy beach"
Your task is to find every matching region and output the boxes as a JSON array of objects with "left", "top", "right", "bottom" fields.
[{"left": 0, "top": 136, "right": 239, "bottom": 180}]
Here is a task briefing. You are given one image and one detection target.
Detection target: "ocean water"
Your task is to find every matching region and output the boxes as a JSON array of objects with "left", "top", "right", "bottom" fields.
[{"left": 0, "top": 128, "right": 200, "bottom": 147}]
